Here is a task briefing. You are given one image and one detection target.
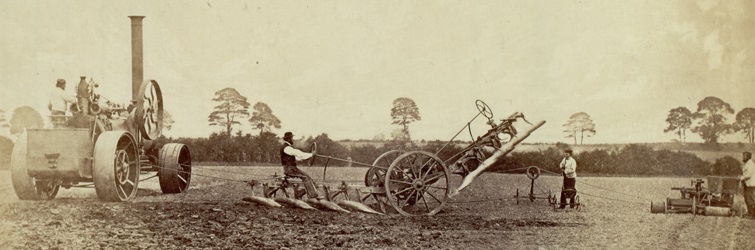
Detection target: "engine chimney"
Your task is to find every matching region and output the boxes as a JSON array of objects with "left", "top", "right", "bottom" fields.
[{"left": 129, "top": 16, "right": 145, "bottom": 102}]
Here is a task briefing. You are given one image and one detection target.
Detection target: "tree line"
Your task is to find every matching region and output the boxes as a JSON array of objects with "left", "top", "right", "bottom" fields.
[
  {"left": 560, "top": 96, "right": 755, "bottom": 146},
  {"left": 206, "top": 87, "right": 423, "bottom": 142},
  {"left": 664, "top": 96, "right": 755, "bottom": 145}
]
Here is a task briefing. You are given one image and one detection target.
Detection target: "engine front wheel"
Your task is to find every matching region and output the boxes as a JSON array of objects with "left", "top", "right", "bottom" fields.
[{"left": 93, "top": 131, "right": 140, "bottom": 202}]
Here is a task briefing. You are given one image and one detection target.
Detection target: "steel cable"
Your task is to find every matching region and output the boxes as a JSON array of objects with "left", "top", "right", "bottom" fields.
[
  {"left": 191, "top": 166, "right": 279, "bottom": 178},
  {"left": 578, "top": 181, "right": 652, "bottom": 201},
  {"left": 577, "top": 191, "right": 646, "bottom": 205},
  {"left": 537, "top": 168, "right": 653, "bottom": 202},
  {"left": 152, "top": 165, "right": 278, "bottom": 183}
]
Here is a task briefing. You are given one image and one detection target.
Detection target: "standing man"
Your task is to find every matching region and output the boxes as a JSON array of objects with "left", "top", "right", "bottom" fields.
[
  {"left": 741, "top": 152, "right": 755, "bottom": 218},
  {"left": 559, "top": 149, "right": 577, "bottom": 209},
  {"left": 280, "top": 132, "right": 319, "bottom": 199},
  {"left": 76, "top": 76, "right": 90, "bottom": 115},
  {"left": 48, "top": 79, "right": 77, "bottom": 127}
]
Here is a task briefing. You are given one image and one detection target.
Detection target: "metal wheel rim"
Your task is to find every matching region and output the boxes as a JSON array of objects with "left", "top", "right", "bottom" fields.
[
  {"left": 116, "top": 150, "right": 131, "bottom": 185},
  {"left": 365, "top": 150, "right": 404, "bottom": 186},
  {"left": 385, "top": 151, "right": 449, "bottom": 216},
  {"left": 114, "top": 143, "right": 138, "bottom": 200},
  {"left": 94, "top": 132, "right": 140, "bottom": 201}
]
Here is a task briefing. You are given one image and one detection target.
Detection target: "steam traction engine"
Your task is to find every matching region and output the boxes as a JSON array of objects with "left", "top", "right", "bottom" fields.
[{"left": 10, "top": 16, "right": 192, "bottom": 201}]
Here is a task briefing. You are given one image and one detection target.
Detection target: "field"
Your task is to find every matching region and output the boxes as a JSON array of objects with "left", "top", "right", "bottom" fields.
[{"left": 1, "top": 166, "right": 754, "bottom": 249}]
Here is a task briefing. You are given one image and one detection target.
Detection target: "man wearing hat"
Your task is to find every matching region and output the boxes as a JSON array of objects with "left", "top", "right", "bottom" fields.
[
  {"left": 280, "top": 131, "right": 319, "bottom": 199},
  {"left": 559, "top": 149, "right": 578, "bottom": 209},
  {"left": 48, "top": 79, "right": 77, "bottom": 127},
  {"left": 741, "top": 151, "right": 755, "bottom": 218}
]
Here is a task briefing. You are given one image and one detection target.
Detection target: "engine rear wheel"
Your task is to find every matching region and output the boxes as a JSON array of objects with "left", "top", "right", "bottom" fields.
[
  {"left": 93, "top": 131, "right": 140, "bottom": 201},
  {"left": 10, "top": 133, "right": 59, "bottom": 200},
  {"left": 158, "top": 143, "right": 192, "bottom": 193}
]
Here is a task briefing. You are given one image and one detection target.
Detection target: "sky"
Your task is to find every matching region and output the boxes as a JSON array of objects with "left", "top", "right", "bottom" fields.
[{"left": 0, "top": 0, "right": 753, "bottom": 144}]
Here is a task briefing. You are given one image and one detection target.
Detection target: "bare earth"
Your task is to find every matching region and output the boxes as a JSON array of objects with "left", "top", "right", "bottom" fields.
[{"left": 0, "top": 166, "right": 753, "bottom": 249}]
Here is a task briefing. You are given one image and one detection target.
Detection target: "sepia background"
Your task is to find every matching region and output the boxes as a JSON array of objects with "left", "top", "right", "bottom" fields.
[{"left": 1, "top": 0, "right": 753, "bottom": 144}]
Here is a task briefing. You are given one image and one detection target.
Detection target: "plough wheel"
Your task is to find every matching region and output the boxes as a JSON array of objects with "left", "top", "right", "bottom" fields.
[
  {"left": 362, "top": 150, "right": 404, "bottom": 213},
  {"left": 135, "top": 79, "right": 163, "bottom": 140},
  {"left": 385, "top": 151, "right": 449, "bottom": 216},
  {"left": 10, "top": 133, "right": 59, "bottom": 200},
  {"left": 365, "top": 150, "right": 404, "bottom": 186},
  {"left": 158, "top": 143, "right": 192, "bottom": 193},
  {"left": 93, "top": 131, "right": 140, "bottom": 201}
]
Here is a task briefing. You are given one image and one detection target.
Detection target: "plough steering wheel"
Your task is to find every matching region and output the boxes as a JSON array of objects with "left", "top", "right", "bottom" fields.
[
  {"left": 476, "top": 100, "right": 493, "bottom": 119},
  {"left": 308, "top": 142, "right": 317, "bottom": 167}
]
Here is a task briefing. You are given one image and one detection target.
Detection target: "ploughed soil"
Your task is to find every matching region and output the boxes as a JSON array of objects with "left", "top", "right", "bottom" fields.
[{"left": 1, "top": 166, "right": 754, "bottom": 249}]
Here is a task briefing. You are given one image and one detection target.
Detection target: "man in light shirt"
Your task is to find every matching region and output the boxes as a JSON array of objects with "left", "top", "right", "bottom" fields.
[
  {"left": 559, "top": 149, "right": 577, "bottom": 209},
  {"left": 741, "top": 151, "right": 755, "bottom": 218},
  {"left": 280, "top": 131, "right": 319, "bottom": 199},
  {"left": 48, "top": 79, "right": 77, "bottom": 127}
]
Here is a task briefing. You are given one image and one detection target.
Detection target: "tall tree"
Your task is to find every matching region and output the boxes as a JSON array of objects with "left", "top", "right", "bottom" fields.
[
  {"left": 248, "top": 102, "right": 281, "bottom": 135},
  {"left": 390, "top": 97, "right": 421, "bottom": 141},
  {"left": 663, "top": 107, "right": 693, "bottom": 143},
  {"left": 691, "top": 96, "right": 734, "bottom": 144},
  {"left": 9, "top": 106, "right": 44, "bottom": 135},
  {"left": 563, "top": 112, "right": 596, "bottom": 145},
  {"left": 208, "top": 88, "right": 250, "bottom": 136},
  {"left": 733, "top": 107, "right": 755, "bottom": 144}
]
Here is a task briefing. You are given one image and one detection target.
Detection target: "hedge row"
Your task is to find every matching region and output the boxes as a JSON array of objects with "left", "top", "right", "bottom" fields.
[{"left": 491, "top": 144, "right": 742, "bottom": 177}]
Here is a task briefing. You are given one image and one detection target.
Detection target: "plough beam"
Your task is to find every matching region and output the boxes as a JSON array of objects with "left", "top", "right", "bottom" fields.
[{"left": 451, "top": 120, "right": 546, "bottom": 196}]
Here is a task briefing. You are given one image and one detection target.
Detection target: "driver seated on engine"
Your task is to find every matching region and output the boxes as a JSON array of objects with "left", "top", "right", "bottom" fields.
[{"left": 48, "top": 79, "right": 77, "bottom": 128}]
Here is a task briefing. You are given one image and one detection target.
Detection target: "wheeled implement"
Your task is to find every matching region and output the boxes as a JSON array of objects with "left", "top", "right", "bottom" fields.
[
  {"left": 651, "top": 176, "right": 741, "bottom": 216},
  {"left": 11, "top": 16, "right": 192, "bottom": 202},
  {"left": 262, "top": 100, "right": 545, "bottom": 216}
]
